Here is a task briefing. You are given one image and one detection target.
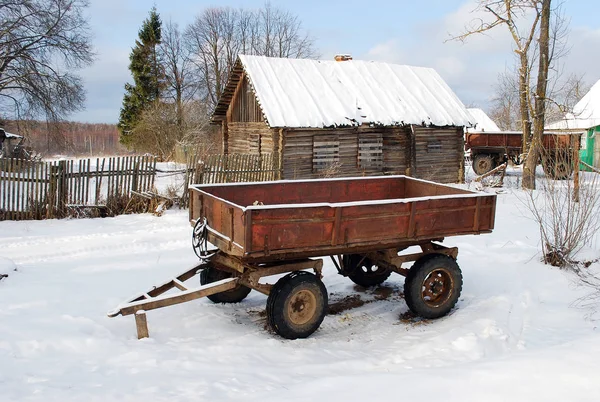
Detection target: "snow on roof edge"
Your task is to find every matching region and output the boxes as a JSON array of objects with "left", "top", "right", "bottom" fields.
[{"left": 236, "top": 55, "right": 473, "bottom": 129}]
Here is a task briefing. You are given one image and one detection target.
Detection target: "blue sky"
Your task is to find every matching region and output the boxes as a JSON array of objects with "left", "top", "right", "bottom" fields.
[{"left": 71, "top": 0, "right": 600, "bottom": 123}]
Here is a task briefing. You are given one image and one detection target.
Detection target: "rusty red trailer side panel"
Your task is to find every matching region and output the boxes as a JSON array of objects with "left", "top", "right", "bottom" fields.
[
  {"left": 189, "top": 176, "right": 496, "bottom": 262},
  {"left": 465, "top": 131, "right": 574, "bottom": 152}
]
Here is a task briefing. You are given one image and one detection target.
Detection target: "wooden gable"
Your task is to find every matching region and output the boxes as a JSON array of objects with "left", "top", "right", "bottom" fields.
[{"left": 229, "top": 74, "right": 265, "bottom": 124}]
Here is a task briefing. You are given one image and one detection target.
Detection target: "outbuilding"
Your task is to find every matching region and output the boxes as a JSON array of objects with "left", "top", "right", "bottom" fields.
[
  {"left": 547, "top": 79, "right": 600, "bottom": 171},
  {"left": 211, "top": 55, "right": 473, "bottom": 183}
]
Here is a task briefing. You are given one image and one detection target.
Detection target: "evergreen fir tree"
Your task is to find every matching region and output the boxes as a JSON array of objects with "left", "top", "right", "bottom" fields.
[{"left": 118, "top": 7, "right": 164, "bottom": 146}]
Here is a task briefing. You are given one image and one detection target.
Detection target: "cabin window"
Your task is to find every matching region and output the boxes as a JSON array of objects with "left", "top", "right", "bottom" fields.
[
  {"left": 427, "top": 140, "right": 443, "bottom": 153},
  {"left": 313, "top": 135, "right": 340, "bottom": 171},
  {"left": 358, "top": 133, "right": 383, "bottom": 168}
]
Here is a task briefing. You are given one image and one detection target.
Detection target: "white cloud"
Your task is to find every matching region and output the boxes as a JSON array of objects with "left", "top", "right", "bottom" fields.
[
  {"left": 362, "top": 0, "right": 600, "bottom": 113},
  {"left": 563, "top": 27, "right": 600, "bottom": 85}
]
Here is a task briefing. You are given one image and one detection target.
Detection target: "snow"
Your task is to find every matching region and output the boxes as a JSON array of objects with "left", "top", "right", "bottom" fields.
[
  {"left": 238, "top": 55, "right": 474, "bottom": 128},
  {"left": 546, "top": 79, "right": 600, "bottom": 130},
  {"left": 467, "top": 108, "right": 501, "bottom": 132},
  {"left": 1, "top": 174, "right": 600, "bottom": 401},
  {"left": 0, "top": 256, "right": 17, "bottom": 275}
]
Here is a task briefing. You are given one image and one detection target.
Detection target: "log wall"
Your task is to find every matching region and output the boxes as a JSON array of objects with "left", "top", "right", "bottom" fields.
[
  {"left": 412, "top": 126, "right": 464, "bottom": 183},
  {"left": 227, "top": 122, "right": 274, "bottom": 154},
  {"left": 282, "top": 127, "right": 410, "bottom": 180}
]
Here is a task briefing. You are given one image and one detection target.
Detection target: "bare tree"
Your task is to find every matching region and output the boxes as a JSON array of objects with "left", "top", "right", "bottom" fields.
[
  {"left": 452, "top": 1, "right": 540, "bottom": 164},
  {"left": 184, "top": 7, "right": 239, "bottom": 110},
  {"left": 453, "top": 1, "right": 577, "bottom": 189},
  {"left": 184, "top": 4, "right": 317, "bottom": 111},
  {"left": 489, "top": 70, "right": 521, "bottom": 131},
  {"left": 160, "top": 20, "right": 195, "bottom": 130},
  {"left": 545, "top": 73, "right": 590, "bottom": 123},
  {"left": 255, "top": 3, "right": 316, "bottom": 58},
  {"left": 522, "top": 0, "right": 551, "bottom": 189},
  {"left": 0, "top": 0, "right": 94, "bottom": 121}
]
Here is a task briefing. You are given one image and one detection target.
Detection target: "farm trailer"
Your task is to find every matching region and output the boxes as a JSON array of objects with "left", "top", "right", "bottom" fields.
[
  {"left": 109, "top": 175, "right": 497, "bottom": 339},
  {"left": 466, "top": 130, "right": 581, "bottom": 179}
]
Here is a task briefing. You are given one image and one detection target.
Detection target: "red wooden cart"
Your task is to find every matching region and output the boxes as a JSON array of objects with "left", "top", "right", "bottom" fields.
[{"left": 109, "top": 175, "right": 496, "bottom": 339}]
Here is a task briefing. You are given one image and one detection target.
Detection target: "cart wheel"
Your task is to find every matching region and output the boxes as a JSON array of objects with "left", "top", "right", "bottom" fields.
[
  {"left": 472, "top": 154, "right": 495, "bottom": 175},
  {"left": 404, "top": 254, "right": 462, "bottom": 319},
  {"left": 543, "top": 157, "right": 572, "bottom": 180},
  {"left": 200, "top": 267, "right": 251, "bottom": 303},
  {"left": 266, "top": 271, "right": 328, "bottom": 339},
  {"left": 343, "top": 254, "right": 391, "bottom": 287}
]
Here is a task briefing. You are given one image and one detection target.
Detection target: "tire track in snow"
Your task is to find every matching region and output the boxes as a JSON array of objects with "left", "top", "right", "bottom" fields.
[{"left": 9, "top": 239, "right": 190, "bottom": 265}]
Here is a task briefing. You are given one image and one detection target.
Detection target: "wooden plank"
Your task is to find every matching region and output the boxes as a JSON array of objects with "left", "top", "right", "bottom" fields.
[
  {"left": 0, "top": 160, "right": 5, "bottom": 216},
  {"left": 134, "top": 311, "right": 149, "bottom": 339},
  {"left": 16, "top": 159, "right": 22, "bottom": 218},
  {"left": 27, "top": 160, "right": 34, "bottom": 219},
  {"left": 9, "top": 159, "right": 15, "bottom": 219},
  {"left": 172, "top": 278, "right": 188, "bottom": 291},
  {"left": 117, "top": 278, "right": 239, "bottom": 316},
  {"left": 107, "top": 157, "right": 113, "bottom": 197},
  {"left": 150, "top": 157, "right": 156, "bottom": 190}
]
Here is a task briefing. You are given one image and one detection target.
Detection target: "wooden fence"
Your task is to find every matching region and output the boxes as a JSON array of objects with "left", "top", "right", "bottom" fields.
[
  {"left": 0, "top": 156, "right": 156, "bottom": 221},
  {"left": 180, "top": 153, "right": 281, "bottom": 207}
]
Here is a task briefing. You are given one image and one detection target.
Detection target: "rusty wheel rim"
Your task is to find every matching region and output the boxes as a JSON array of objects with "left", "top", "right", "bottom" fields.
[
  {"left": 421, "top": 268, "right": 453, "bottom": 307},
  {"left": 476, "top": 158, "right": 492, "bottom": 173},
  {"left": 287, "top": 289, "right": 318, "bottom": 326}
]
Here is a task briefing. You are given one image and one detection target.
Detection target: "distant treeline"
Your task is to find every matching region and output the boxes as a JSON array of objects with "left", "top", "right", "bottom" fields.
[{"left": 1, "top": 120, "right": 127, "bottom": 156}]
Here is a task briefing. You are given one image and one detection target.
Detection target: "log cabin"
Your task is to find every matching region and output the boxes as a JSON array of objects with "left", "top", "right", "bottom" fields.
[{"left": 211, "top": 55, "right": 474, "bottom": 183}]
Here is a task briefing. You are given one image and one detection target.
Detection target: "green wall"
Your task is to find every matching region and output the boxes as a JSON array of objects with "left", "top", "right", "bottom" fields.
[{"left": 579, "top": 127, "right": 596, "bottom": 171}]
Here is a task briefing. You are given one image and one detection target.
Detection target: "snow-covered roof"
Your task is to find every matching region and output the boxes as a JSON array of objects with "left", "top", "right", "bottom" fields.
[
  {"left": 546, "top": 79, "right": 600, "bottom": 130},
  {"left": 213, "top": 55, "right": 474, "bottom": 128},
  {"left": 466, "top": 108, "right": 500, "bottom": 132}
]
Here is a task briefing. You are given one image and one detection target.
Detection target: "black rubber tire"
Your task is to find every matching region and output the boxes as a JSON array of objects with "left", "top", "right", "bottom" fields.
[
  {"left": 343, "top": 254, "right": 392, "bottom": 287},
  {"left": 404, "top": 254, "right": 463, "bottom": 319},
  {"left": 266, "top": 271, "right": 328, "bottom": 339},
  {"left": 472, "top": 154, "right": 496, "bottom": 175},
  {"left": 200, "top": 267, "right": 251, "bottom": 303}
]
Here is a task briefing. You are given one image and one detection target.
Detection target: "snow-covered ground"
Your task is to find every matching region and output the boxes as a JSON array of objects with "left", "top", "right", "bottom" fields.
[{"left": 1, "top": 173, "right": 600, "bottom": 401}]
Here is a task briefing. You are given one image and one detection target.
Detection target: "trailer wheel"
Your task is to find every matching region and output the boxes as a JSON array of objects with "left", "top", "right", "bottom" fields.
[
  {"left": 266, "top": 271, "right": 328, "bottom": 339},
  {"left": 404, "top": 254, "right": 462, "bottom": 319},
  {"left": 200, "top": 267, "right": 251, "bottom": 303},
  {"left": 472, "top": 154, "right": 495, "bottom": 175},
  {"left": 543, "top": 157, "right": 572, "bottom": 180},
  {"left": 343, "top": 254, "right": 392, "bottom": 287}
]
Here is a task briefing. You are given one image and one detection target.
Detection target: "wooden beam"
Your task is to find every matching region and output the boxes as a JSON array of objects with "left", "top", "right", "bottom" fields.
[
  {"left": 117, "top": 278, "right": 239, "bottom": 317},
  {"left": 135, "top": 310, "right": 149, "bottom": 339}
]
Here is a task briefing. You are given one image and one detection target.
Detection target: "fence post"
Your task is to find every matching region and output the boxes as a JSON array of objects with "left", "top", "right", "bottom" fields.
[
  {"left": 195, "top": 161, "right": 205, "bottom": 185},
  {"left": 573, "top": 134, "right": 580, "bottom": 203},
  {"left": 132, "top": 160, "right": 140, "bottom": 193},
  {"left": 57, "top": 160, "right": 67, "bottom": 217},
  {"left": 47, "top": 165, "right": 58, "bottom": 219}
]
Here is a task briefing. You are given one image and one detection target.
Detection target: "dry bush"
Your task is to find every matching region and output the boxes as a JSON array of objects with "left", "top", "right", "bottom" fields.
[
  {"left": 127, "top": 101, "right": 213, "bottom": 161},
  {"left": 525, "top": 149, "right": 600, "bottom": 268}
]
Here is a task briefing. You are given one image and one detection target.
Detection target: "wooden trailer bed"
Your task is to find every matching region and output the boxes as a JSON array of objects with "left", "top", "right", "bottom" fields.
[{"left": 189, "top": 175, "right": 496, "bottom": 262}]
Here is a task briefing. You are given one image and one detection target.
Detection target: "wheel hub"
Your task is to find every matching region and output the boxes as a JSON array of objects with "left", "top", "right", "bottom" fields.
[
  {"left": 288, "top": 289, "right": 317, "bottom": 325},
  {"left": 421, "top": 268, "right": 453, "bottom": 307},
  {"left": 477, "top": 159, "right": 491, "bottom": 172}
]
